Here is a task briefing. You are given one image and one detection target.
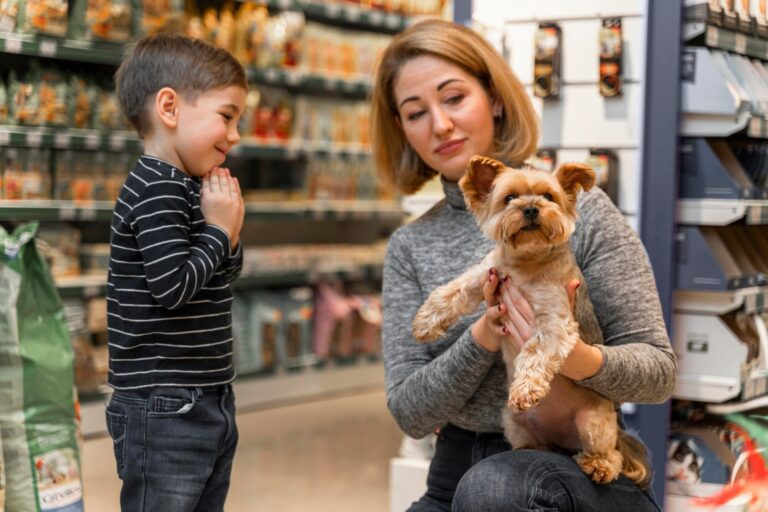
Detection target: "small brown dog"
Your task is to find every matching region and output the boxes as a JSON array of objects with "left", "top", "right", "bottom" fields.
[{"left": 412, "top": 155, "right": 650, "bottom": 487}]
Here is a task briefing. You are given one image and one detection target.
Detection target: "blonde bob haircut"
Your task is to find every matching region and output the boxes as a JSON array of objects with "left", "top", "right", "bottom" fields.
[{"left": 370, "top": 19, "right": 539, "bottom": 195}]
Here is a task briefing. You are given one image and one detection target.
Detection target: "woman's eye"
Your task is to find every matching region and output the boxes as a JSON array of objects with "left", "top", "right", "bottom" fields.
[
  {"left": 446, "top": 95, "right": 464, "bottom": 105},
  {"left": 543, "top": 193, "right": 553, "bottom": 201},
  {"left": 504, "top": 194, "right": 517, "bottom": 204},
  {"left": 406, "top": 111, "right": 425, "bottom": 121}
]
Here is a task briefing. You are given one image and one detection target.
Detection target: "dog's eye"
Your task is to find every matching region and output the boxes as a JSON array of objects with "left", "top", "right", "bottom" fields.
[
  {"left": 542, "top": 193, "right": 553, "bottom": 201},
  {"left": 504, "top": 194, "right": 517, "bottom": 204}
]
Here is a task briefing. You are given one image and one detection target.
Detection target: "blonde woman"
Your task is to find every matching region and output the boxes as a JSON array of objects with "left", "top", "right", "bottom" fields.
[{"left": 372, "top": 19, "right": 675, "bottom": 511}]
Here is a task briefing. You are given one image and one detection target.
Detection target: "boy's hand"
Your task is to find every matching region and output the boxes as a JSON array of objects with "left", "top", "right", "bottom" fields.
[{"left": 200, "top": 167, "right": 245, "bottom": 250}]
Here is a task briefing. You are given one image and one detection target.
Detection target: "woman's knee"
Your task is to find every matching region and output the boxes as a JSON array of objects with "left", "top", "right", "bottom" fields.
[{"left": 452, "top": 450, "right": 576, "bottom": 512}]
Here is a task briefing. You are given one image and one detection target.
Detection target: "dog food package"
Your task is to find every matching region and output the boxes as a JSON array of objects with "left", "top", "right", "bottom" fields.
[{"left": 0, "top": 222, "right": 84, "bottom": 512}]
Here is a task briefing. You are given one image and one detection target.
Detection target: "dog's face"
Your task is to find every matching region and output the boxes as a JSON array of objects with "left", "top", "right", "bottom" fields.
[{"left": 459, "top": 156, "right": 595, "bottom": 249}]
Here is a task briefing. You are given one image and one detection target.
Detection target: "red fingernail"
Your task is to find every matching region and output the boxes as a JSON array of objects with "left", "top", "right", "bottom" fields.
[
  {"left": 503, "top": 276, "right": 508, "bottom": 282},
  {"left": 502, "top": 326, "right": 507, "bottom": 334},
  {"left": 498, "top": 304, "right": 502, "bottom": 311}
]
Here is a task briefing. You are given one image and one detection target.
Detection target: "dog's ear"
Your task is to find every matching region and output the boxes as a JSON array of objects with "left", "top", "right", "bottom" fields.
[
  {"left": 554, "top": 163, "right": 595, "bottom": 203},
  {"left": 460, "top": 156, "right": 505, "bottom": 212}
]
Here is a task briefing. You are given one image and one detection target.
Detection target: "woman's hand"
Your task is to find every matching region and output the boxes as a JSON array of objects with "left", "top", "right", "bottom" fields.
[{"left": 470, "top": 268, "right": 513, "bottom": 352}]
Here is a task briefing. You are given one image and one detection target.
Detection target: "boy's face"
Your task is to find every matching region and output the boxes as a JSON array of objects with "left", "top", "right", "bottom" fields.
[{"left": 174, "top": 85, "right": 247, "bottom": 178}]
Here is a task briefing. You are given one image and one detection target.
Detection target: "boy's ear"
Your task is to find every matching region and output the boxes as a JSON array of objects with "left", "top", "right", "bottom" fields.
[
  {"left": 554, "top": 163, "right": 596, "bottom": 202},
  {"left": 459, "top": 155, "right": 505, "bottom": 212},
  {"left": 155, "top": 87, "right": 180, "bottom": 129}
]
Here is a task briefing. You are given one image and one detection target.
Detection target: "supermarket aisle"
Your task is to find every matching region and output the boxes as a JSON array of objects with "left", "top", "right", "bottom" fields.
[{"left": 82, "top": 387, "right": 403, "bottom": 511}]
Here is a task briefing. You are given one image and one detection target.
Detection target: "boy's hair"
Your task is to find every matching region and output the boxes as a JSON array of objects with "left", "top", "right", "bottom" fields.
[
  {"left": 370, "top": 19, "right": 539, "bottom": 195},
  {"left": 115, "top": 33, "right": 248, "bottom": 137}
]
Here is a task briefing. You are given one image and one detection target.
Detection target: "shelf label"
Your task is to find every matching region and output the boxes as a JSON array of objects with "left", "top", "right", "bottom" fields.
[
  {"left": 39, "top": 40, "right": 57, "bottom": 57},
  {"left": 26, "top": 131, "right": 43, "bottom": 147},
  {"left": 369, "top": 10, "right": 384, "bottom": 25},
  {"left": 59, "top": 207, "right": 76, "bottom": 220},
  {"left": 0, "top": 130, "right": 9, "bottom": 145},
  {"left": 264, "top": 68, "right": 278, "bottom": 83},
  {"left": 83, "top": 285, "right": 100, "bottom": 298},
  {"left": 4, "top": 37, "right": 22, "bottom": 53},
  {"left": 109, "top": 133, "right": 126, "bottom": 151},
  {"left": 735, "top": 33, "right": 747, "bottom": 54},
  {"left": 285, "top": 70, "right": 300, "bottom": 86},
  {"left": 84, "top": 132, "right": 100, "bottom": 149},
  {"left": 706, "top": 26, "right": 719, "bottom": 47},
  {"left": 79, "top": 208, "right": 96, "bottom": 221},
  {"left": 385, "top": 13, "right": 400, "bottom": 29},
  {"left": 325, "top": 3, "right": 342, "bottom": 17},
  {"left": 277, "top": 0, "right": 291, "bottom": 8},
  {"left": 344, "top": 6, "right": 362, "bottom": 21},
  {"left": 54, "top": 132, "right": 71, "bottom": 148}
]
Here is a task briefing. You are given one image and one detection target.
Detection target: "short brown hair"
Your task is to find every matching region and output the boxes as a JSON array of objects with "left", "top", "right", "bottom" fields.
[
  {"left": 370, "top": 20, "right": 539, "bottom": 194},
  {"left": 115, "top": 33, "right": 248, "bottom": 137}
]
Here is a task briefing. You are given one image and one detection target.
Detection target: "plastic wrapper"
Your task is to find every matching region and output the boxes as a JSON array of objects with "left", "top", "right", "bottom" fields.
[
  {"left": 134, "top": 0, "right": 184, "bottom": 36},
  {"left": 20, "top": 0, "right": 68, "bottom": 37},
  {"left": 71, "top": 0, "right": 132, "bottom": 42},
  {"left": 0, "top": 222, "right": 84, "bottom": 512},
  {"left": 0, "top": 0, "right": 20, "bottom": 32}
]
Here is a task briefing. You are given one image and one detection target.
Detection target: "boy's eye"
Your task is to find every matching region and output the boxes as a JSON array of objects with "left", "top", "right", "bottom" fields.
[
  {"left": 542, "top": 193, "right": 553, "bottom": 201},
  {"left": 220, "top": 113, "right": 232, "bottom": 121},
  {"left": 504, "top": 194, "right": 517, "bottom": 204}
]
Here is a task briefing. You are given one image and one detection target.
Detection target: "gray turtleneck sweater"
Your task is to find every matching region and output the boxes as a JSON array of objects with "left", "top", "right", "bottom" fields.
[{"left": 382, "top": 178, "right": 677, "bottom": 438}]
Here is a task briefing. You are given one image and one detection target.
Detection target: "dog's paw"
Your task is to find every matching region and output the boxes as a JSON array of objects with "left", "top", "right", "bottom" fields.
[
  {"left": 411, "top": 309, "right": 443, "bottom": 342},
  {"left": 574, "top": 452, "right": 622, "bottom": 484},
  {"left": 507, "top": 383, "right": 548, "bottom": 412}
]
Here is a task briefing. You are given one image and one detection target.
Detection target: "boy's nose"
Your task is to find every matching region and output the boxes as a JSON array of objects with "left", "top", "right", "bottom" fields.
[{"left": 228, "top": 128, "right": 240, "bottom": 145}]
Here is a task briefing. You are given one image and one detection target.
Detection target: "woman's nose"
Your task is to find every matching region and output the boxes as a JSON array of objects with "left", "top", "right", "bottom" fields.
[{"left": 431, "top": 107, "right": 453, "bottom": 136}]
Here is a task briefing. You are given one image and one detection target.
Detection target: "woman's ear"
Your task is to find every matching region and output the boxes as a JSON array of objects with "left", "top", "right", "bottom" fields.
[{"left": 155, "top": 87, "right": 180, "bottom": 129}]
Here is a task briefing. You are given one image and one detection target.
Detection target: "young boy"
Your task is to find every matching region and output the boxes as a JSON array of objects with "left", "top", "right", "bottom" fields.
[{"left": 106, "top": 33, "right": 247, "bottom": 511}]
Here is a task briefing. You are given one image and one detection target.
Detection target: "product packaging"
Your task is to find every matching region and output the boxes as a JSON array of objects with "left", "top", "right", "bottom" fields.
[{"left": 0, "top": 222, "right": 84, "bottom": 512}]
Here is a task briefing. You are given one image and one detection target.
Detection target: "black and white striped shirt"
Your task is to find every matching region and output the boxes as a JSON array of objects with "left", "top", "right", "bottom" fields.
[{"left": 107, "top": 156, "right": 242, "bottom": 390}]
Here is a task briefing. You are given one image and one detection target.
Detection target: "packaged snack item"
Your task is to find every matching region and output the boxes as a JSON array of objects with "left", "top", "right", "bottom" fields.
[
  {"left": 0, "top": 0, "right": 20, "bottom": 32},
  {"left": 53, "top": 150, "right": 74, "bottom": 201},
  {"left": 279, "top": 288, "right": 316, "bottom": 370},
  {"left": 3, "top": 148, "right": 24, "bottom": 200},
  {"left": 9, "top": 70, "right": 40, "bottom": 126},
  {"left": 69, "top": 76, "right": 95, "bottom": 129},
  {"left": 72, "top": 151, "right": 94, "bottom": 203},
  {"left": 134, "top": 0, "right": 184, "bottom": 36},
  {"left": 234, "top": 2, "right": 268, "bottom": 65},
  {"left": 22, "top": 148, "right": 50, "bottom": 200},
  {"left": 91, "top": 151, "right": 107, "bottom": 201},
  {"left": 93, "top": 87, "right": 123, "bottom": 129},
  {"left": 212, "top": 3, "right": 235, "bottom": 51},
  {"left": 20, "top": 0, "right": 68, "bottom": 37},
  {"left": 0, "top": 77, "right": 8, "bottom": 124},
  {"left": 38, "top": 68, "right": 68, "bottom": 127},
  {"left": 36, "top": 224, "right": 82, "bottom": 278},
  {"left": 71, "top": 0, "right": 132, "bottom": 42}
]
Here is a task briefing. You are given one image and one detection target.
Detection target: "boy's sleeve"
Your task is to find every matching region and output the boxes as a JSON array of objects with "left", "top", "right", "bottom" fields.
[
  {"left": 126, "top": 180, "right": 231, "bottom": 310},
  {"left": 220, "top": 243, "right": 243, "bottom": 284}
]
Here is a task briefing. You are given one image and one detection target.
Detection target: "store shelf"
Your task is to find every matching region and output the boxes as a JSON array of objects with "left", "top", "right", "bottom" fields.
[
  {"left": 248, "top": 66, "right": 372, "bottom": 95},
  {"left": 79, "top": 358, "right": 385, "bottom": 437},
  {"left": 685, "top": 22, "right": 768, "bottom": 61},
  {"left": 675, "top": 286, "right": 768, "bottom": 315},
  {"left": 264, "top": 0, "right": 410, "bottom": 33},
  {"left": 0, "top": 199, "right": 402, "bottom": 222},
  {"left": 706, "top": 393, "right": 768, "bottom": 414},
  {"left": 57, "top": 265, "right": 384, "bottom": 299},
  {"left": 677, "top": 199, "right": 768, "bottom": 225},
  {"left": 231, "top": 139, "right": 371, "bottom": 160},
  {"left": 0, "top": 126, "right": 140, "bottom": 152},
  {"left": 0, "top": 32, "right": 124, "bottom": 64}
]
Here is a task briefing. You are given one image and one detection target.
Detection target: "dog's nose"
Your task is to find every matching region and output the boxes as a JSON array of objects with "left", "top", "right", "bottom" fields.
[{"left": 523, "top": 206, "right": 539, "bottom": 220}]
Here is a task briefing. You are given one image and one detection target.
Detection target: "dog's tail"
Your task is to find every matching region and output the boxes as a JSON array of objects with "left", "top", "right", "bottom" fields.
[{"left": 618, "top": 430, "right": 652, "bottom": 489}]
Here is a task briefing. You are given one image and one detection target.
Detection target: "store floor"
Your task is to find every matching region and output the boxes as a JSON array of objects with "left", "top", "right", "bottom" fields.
[{"left": 82, "top": 386, "right": 403, "bottom": 511}]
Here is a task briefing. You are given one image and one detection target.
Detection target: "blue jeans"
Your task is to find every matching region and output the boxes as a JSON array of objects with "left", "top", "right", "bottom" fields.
[
  {"left": 105, "top": 385, "right": 238, "bottom": 512},
  {"left": 408, "top": 424, "right": 660, "bottom": 512}
]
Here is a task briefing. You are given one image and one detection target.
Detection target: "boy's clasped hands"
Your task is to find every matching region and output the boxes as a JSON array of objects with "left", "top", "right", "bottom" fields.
[{"left": 200, "top": 166, "right": 245, "bottom": 250}]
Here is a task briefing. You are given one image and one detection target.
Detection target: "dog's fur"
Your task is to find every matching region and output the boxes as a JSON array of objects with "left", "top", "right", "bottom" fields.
[{"left": 412, "top": 155, "right": 650, "bottom": 488}]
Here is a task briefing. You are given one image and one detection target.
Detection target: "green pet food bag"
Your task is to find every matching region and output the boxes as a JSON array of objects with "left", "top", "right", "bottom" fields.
[{"left": 0, "top": 223, "right": 84, "bottom": 512}]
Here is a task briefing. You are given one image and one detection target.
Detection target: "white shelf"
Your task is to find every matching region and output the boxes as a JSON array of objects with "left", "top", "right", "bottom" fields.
[
  {"left": 676, "top": 198, "right": 768, "bottom": 226},
  {"left": 675, "top": 287, "right": 768, "bottom": 315},
  {"left": 80, "top": 360, "right": 384, "bottom": 437}
]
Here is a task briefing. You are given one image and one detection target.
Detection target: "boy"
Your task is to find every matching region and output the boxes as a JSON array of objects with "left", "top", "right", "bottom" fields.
[{"left": 106, "top": 33, "right": 247, "bottom": 511}]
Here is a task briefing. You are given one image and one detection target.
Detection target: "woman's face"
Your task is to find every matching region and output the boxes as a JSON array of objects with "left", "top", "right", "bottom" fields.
[{"left": 393, "top": 54, "right": 498, "bottom": 182}]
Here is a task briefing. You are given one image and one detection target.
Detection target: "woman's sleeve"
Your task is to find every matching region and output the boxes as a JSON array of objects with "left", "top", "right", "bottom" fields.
[
  {"left": 382, "top": 230, "right": 498, "bottom": 439},
  {"left": 573, "top": 188, "right": 677, "bottom": 404}
]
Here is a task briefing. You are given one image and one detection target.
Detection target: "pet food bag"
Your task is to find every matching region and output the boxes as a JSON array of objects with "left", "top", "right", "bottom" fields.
[{"left": 0, "top": 222, "right": 84, "bottom": 512}]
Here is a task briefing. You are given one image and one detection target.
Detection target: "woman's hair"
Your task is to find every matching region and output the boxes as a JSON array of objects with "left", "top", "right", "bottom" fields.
[{"left": 370, "top": 19, "right": 539, "bottom": 195}]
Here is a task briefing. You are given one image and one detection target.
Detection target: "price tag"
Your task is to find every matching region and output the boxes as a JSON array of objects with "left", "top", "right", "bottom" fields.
[
  {"left": 85, "top": 132, "right": 100, "bottom": 150},
  {"left": 0, "top": 130, "right": 9, "bottom": 145},
  {"left": 323, "top": 77, "right": 336, "bottom": 90},
  {"left": 706, "top": 26, "right": 719, "bottom": 46},
  {"left": 285, "top": 71, "right": 301, "bottom": 86},
  {"left": 735, "top": 33, "right": 747, "bottom": 54},
  {"left": 265, "top": 68, "right": 278, "bottom": 83},
  {"left": 4, "top": 37, "right": 22, "bottom": 53},
  {"left": 26, "top": 131, "right": 43, "bottom": 147},
  {"left": 344, "top": 6, "right": 362, "bottom": 21},
  {"left": 342, "top": 79, "right": 356, "bottom": 92},
  {"left": 54, "top": 132, "right": 70, "bottom": 148},
  {"left": 385, "top": 13, "right": 400, "bottom": 29},
  {"left": 39, "top": 40, "right": 57, "bottom": 57},
  {"left": 369, "top": 10, "right": 384, "bottom": 26},
  {"left": 79, "top": 208, "right": 97, "bottom": 221},
  {"left": 59, "top": 207, "right": 76, "bottom": 220},
  {"left": 83, "top": 285, "right": 100, "bottom": 298},
  {"left": 326, "top": 2, "right": 342, "bottom": 18},
  {"left": 277, "top": 0, "right": 291, "bottom": 8},
  {"left": 109, "top": 133, "right": 126, "bottom": 151}
]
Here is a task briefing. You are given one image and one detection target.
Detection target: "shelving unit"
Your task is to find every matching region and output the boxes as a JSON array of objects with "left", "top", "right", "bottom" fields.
[{"left": 0, "top": 2, "right": 418, "bottom": 436}]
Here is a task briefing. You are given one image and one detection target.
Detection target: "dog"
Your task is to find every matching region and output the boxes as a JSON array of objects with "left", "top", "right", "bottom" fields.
[{"left": 412, "top": 155, "right": 650, "bottom": 487}]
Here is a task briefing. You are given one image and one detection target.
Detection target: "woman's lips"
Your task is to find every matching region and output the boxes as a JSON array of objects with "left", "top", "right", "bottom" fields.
[{"left": 434, "top": 138, "right": 466, "bottom": 156}]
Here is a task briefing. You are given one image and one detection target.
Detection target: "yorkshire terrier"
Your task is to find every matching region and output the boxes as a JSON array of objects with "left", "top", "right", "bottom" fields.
[{"left": 412, "top": 156, "right": 650, "bottom": 487}]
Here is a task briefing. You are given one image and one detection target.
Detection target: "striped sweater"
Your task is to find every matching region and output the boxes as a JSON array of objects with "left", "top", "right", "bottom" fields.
[{"left": 107, "top": 156, "right": 242, "bottom": 390}]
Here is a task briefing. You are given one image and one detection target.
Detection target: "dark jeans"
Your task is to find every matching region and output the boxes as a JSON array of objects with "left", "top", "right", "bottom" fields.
[
  {"left": 408, "top": 424, "right": 660, "bottom": 512},
  {"left": 105, "top": 385, "right": 238, "bottom": 512}
]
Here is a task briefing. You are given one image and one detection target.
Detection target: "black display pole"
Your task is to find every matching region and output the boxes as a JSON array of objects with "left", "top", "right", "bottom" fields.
[{"left": 639, "top": 0, "right": 682, "bottom": 506}]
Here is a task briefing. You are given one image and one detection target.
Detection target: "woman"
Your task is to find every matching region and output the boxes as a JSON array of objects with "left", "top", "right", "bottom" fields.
[{"left": 371, "top": 19, "right": 676, "bottom": 511}]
